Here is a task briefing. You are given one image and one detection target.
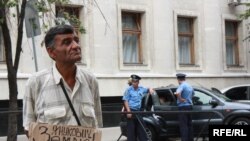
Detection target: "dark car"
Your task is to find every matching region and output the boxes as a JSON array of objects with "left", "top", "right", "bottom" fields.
[
  {"left": 119, "top": 85, "right": 250, "bottom": 141},
  {"left": 219, "top": 84, "right": 250, "bottom": 101}
]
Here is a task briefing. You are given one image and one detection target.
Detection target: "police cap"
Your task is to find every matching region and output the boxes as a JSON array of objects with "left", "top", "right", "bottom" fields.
[
  {"left": 176, "top": 73, "right": 186, "bottom": 79},
  {"left": 130, "top": 74, "right": 141, "bottom": 81}
]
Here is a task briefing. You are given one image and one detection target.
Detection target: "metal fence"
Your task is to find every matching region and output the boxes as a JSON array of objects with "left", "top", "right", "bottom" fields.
[
  {"left": 0, "top": 104, "right": 124, "bottom": 136},
  {"left": 0, "top": 108, "right": 224, "bottom": 141}
]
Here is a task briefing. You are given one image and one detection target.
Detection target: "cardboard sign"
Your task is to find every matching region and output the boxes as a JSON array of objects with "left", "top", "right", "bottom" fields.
[{"left": 29, "top": 122, "right": 102, "bottom": 141}]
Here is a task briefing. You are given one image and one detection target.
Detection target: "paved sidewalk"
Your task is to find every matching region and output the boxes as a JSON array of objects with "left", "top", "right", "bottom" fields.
[{"left": 0, "top": 127, "right": 127, "bottom": 141}]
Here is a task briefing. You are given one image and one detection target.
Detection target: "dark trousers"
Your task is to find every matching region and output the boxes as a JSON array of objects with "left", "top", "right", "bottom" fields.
[
  {"left": 127, "top": 114, "right": 148, "bottom": 141},
  {"left": 178, "top": 105, "right": 194, "bottom": 141}
]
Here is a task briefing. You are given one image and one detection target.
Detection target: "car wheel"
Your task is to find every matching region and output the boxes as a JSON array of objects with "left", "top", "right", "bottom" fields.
[
  {"left": 231, "top": 118, "right": 250, "bottom": 125},
  {"left": 145, "top": 125, "right": 156, "bottom": 141}
]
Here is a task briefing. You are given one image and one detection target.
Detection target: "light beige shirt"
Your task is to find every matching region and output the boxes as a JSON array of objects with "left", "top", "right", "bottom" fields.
[{"left": 23, "top": 64, "right": 103, "bottom": 130}]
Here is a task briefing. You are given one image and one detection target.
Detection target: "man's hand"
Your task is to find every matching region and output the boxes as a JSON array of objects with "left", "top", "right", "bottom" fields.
[
  {"left": 149, "top": 88, "right": 155, "bottom": 94},
  {"left": 123, "top": 101, "right": 133, "bottom": 118},
  {"left": 179, "top": 98, "right": 186, "bottom": 102},
  {"left": 126, "top": 111, "right": 133, "bottom": 119},
  {"left": 175, "top": 92, "right": 186, "bottom": 103}
]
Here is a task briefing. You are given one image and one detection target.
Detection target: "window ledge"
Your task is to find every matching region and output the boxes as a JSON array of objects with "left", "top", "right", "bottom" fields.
[
  {"left": 179, "top": 64, "right": 200, "bottom": 67},
  {"left": 227, "top": 65, "right": 244, "bottom": 68},
  {"left": 224, "top": 64, "right": 247, "bottom": 72},
  {"left": 123, "top": 63, "right": 148, "bottom": 66},
  {"left": 120, "top": 63, "right": 150, "bottom": 71},
  {"left": 177, "top": 64, "right": 202, "bottom": 71}
]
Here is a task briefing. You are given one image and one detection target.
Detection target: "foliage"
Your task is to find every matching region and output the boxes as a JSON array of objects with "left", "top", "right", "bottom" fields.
[
  {"left": 36, "top": 0, "right": 85, "bottom": 33},
  {"left": 0, "top": 0, "right": 85, "bottom": 33},
  {"left": 239, "top": 3, "right": 250, "bottom": 41},
  {"left": 239, "top": 3, "right": 250, "bottom": 19},
  {"left": 6, "top": 0, "right": 18, "bottom": 7}
]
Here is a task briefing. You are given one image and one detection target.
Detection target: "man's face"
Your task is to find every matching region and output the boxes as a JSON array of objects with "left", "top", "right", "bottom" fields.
[
  {"left": 177, "top": 78, "right": 182, "bottom": 84},
  {"left": 177, "top": 79, "right": 180, "bottom": 84},
  {"left": 47, "top": 33, "right": 81, "bottom": 64},
  {"left": 132, "top": 80, "right": 139, "bottom": 88}
]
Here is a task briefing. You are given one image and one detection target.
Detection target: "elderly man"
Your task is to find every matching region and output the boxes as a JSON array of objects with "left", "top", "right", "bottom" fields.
[{"left": 23, "top": 25, "right": 103, "bottom": 138}]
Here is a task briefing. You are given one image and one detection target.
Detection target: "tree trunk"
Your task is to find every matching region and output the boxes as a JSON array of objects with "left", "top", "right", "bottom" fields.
[
  {"left": 7, "top": 70, "right": 18, "bottom": 141},
  {"left": 0, "top": 0, "right": 26, "bottom": 141},
  {"left": 0, "top": 8, "right": 18, "bottom": 141}
]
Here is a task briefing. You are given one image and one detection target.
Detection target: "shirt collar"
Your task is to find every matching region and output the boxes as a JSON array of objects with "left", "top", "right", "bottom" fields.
[
  {"left": 52, "top": 63, "right": 82, "bottom": 84},
  {"left": 53, "top": 63, "right": 62, "bottom": 84}
]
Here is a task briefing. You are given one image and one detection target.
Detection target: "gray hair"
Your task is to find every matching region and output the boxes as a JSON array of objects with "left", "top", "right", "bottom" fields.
[{"left": 44, "top": 24, "right": 74, "bottom": 48}]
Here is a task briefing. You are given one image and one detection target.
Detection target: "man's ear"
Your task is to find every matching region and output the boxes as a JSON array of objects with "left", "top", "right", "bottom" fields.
[{"left": 46, "top": 48, "right": 56, "bottom": 60}]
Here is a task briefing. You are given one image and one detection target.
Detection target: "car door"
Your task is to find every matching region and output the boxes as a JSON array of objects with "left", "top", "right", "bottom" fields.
[
  {"left": 153, "top": 88, "right": 179, "bottom": 135},
  {"left": 192, "top": 88, "right": 224, "bottom": 135},
  {"left": 154, "top": 89, "right": 178, "bottom": 119},
  {"left": 168, "top": 87, "right": 223, "bottom": 136}
]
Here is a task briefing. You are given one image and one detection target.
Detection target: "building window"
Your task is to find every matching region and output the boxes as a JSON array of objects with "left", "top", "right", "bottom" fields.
[
  {"left": 225, "top": 21, "right": 239, "bottom": 66},
  {"left": 55, "top": 5, "right": 82, "bottom": 34},
  {"left": 177, "top": 17, "right": 194, "bottom": 65},
  {"left": 0, "top": 27, "right": 5, "bottom": 62},
  {"left": 122, "top": 12, "right": 142, "bottom": 64}
]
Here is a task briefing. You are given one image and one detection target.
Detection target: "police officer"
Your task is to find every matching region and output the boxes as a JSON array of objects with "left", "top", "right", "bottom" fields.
[
  {"left": 175, "top": 73, "right": 194, "bottom": 141},
  {"left": 122, "top": 74, "right": 154, "bottom": 141}
]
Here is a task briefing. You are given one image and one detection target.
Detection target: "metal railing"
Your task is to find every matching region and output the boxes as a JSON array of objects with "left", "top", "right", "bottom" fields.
[
  {"left": 0, "top": 109, "right": 225, "bottom": 141},
  {"left": 0, "top": 110, "right": 22, "bottom": 115}
]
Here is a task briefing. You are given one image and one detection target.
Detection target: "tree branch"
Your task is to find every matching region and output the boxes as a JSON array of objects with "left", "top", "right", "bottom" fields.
[
  {"left": 14, "top": 0, "right": 27, "bottom": 70},
  {"left": 0, "top": 6, "right": 13, "bottom": 69}
]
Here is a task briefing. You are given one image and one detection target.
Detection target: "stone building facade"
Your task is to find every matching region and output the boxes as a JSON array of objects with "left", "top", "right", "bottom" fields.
[{"left": 0, "top": 0, "right": 249, "bottom": 101}]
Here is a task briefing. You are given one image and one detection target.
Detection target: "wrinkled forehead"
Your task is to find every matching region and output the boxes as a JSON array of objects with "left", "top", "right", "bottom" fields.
[{"left": 54, "top": 33, "right": 77, "bottom": 41}]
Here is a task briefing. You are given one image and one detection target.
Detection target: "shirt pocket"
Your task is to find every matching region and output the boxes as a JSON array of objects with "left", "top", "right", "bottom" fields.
[
  {"left": 44, "top": 106, "right": 66, "bottom": 120},
  {"left": 81, "top": 104, "right": 97, "bottom": 127}
]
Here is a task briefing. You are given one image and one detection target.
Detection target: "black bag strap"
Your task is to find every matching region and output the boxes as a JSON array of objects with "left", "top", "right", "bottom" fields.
[{"left": 59, "top": 78, "right": 81, "bottom": 126}]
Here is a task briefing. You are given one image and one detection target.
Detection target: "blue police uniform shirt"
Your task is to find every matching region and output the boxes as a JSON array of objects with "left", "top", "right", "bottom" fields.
[
  {"left": 176, "top": 81, "right": 194, "bottom": 107},
  {"left": 122, "top": 86, "right": 149, "bottom": 110}
]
